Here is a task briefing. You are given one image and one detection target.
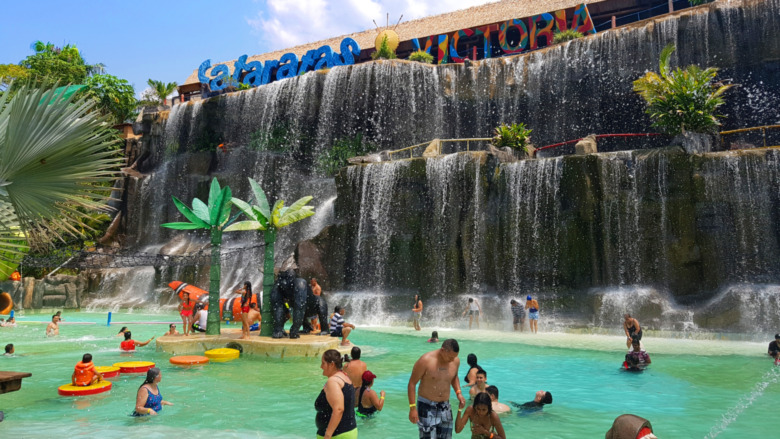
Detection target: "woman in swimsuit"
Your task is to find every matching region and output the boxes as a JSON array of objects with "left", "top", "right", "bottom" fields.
[
  {"left": 178, "top": 292, "right": 194, "bottom": 336},
  {"left": 355, "top": 370, "right": 385, "bottom": 418},
  {"left": 315, "top": 349, "right": 357, "bottom": 439},
  {"left": 464, "top": 353, "right": 483, "bottom": 387},
  {"left": 133, "top": 367, "right": 172, "bottom": 416},
  {"left": 462, "top": 298, "right": 481, "bottom": 329},
  {"left": 237, "top": 281, "right": 252, "bottom": 340},
  {"left": 455, "top": 392, "right": 506, "bottom": 439},
  {"left": 526, "top": 295, "right": 540, "bottom": 334}
]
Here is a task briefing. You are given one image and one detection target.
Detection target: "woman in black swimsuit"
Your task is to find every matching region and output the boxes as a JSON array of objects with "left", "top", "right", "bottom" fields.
[
  {"left": 464, "top": 353, "right": 483, "bottom": 387},
  {"left": 355, "top": 370, "right": 385, "bottom": 418},
  {"left": 315, "top": 349, "right": 357, "bottom": 439}
]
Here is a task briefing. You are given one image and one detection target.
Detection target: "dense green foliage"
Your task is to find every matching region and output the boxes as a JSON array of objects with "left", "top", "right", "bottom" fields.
[
  {"left": 0, "top": 84, "right": 122, "bottom": 280},
  {"left": 228, "top": 178, "right": 315, "bottom": 336},
  {"left": 0, "top": 64, "right": 28, "bottom": 92},
  {"left": 493, "top": 123, "right": 533, "bottom": 156},
  {"left": 249, "top": 123, "right": 291, "bottom": 153},
  {"left": 80, "top": 74, "right": 137, "bottom": 124},
  {"left": 633, "top": 44, "right": 732, "bottom": 135},
  {"left": 20, "top": 41, "right": 103, "bottom": 86},
  {"left": 371, "top": 35, "right": 397, "bottom": 60},
  {"left": 553, "top": 30, "right": 584, "bottom": 44},
  {"left": 409, "top": 50, "right": 434, "bottom": 64},
  {"left": 316, "top": 134, "right": 376, "bottom": 176}
]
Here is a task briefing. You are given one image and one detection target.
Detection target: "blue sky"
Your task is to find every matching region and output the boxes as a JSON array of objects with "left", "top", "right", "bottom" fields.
[{"left": 0, "top": 0, "right": 491, "bottom": 97}]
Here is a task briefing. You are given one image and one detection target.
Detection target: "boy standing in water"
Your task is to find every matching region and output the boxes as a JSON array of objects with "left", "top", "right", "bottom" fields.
[
  {"left": 46, "top": 314, "right": 60, "bottom": 337},
  {"left": 525, "top": 296, "right": 539, "bottom": 333}
]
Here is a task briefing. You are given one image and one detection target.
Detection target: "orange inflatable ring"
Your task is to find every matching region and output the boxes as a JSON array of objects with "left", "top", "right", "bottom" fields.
[
  {"left": 95, "top": 366, "right": 120, "bottom": 378},
  {"left": 113, "top": 361, "right": 155, "bottom": 374},
  {"left": 169, "top": 355, "right": 210, "bottom": 366},
  {"left": 0, "top": 291, "right": 12, "bottom": 315},
  {"left": 58, "top": 380, "right": 112, "bottom": 396}
]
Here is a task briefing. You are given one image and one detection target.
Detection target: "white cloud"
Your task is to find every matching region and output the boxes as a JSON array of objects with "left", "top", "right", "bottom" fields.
[{"left": 247, "top": 0, "right": 494, "bottom": 51}]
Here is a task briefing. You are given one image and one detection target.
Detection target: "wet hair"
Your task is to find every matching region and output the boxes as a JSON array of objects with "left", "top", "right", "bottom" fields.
[
  {"left": 431, "top": 331, "right": 438, "bottom": 339},
  {"left": 51, "top": 315, "right": 58, "bottom": 321},
  {"left": 140, "top": 367, "right": 160, "bottom": 389},
  {"left": 467, "top": 353, "right": 479, "bottom": 368},
  {"left": 541, "top": 391, "right": 553, "bottom": 405},
  {"left": 362, "top": 370, "right": 376, "bottom": 387},
  {"left": 510, "top": 299, "right": 517, "bottom": 305},
  {"left": 333, "top": 305, "right": 341, "bottom": 313},
  {"left": 169, "top": 324, "right": 176, "bottom": 329},
  {"left": 124, "top": 331, "right": 132, "bottom": 340},
  {"left": 486, "top": 385, "right": 499, "bottom": 399},
  {"left": 468, "top": 298, "right": 474, "bottom": 303},
  {"left": 182, "top": 292, "right": 191, "bottom": 304},
  {"left": 55, "top": 311, "right": 62, "bottom": 316},
  {"left": 243, "top": 281, "right": 252, "bottom": 293},
  {"left": 476, "top": 369, "right": 487, "bottom": 378},
  {"left": 249, "top": 302, "right": 257, "bottom": 309},
  {"left": 118, "top": 326, "right": 128, "bottom": 334},
  {"left": 441, "top": 339, "right": 460, "bottom": 353},
  {"left": 82, "top": 353, "right": 92, "bottom": 363},
  {"left": 4, "top": 343, "right": 12, "bottom": 354},
  {"left": 473, "top": 392, "right": 493, "bottom": 413},
  {"left": 350, "top": 346, "right": 361, "bottom": 360},
  {"left": 322, "top": 349, "right": 343, "bottom": 369}
]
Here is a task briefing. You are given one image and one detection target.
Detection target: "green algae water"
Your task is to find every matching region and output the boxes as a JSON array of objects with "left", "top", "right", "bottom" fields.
[{"left": 1, "top": 311, "right": 778, "bottom": 438}]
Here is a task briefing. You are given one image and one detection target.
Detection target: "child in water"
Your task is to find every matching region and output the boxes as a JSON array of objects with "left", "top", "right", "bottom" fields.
[{"left": 455, "top": 392, "right": 506, "bottom": 439}]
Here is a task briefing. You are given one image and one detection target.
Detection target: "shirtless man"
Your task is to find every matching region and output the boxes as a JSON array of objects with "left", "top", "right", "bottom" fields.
[
  {"left": 485, "top": 385, "right": 511, "bottom": 414},
  {"left": 408, "top": 338, "right": 466, "bottom": 438},
  {"left": 311, "top": 278, "right": 322, "bottom": 296},
  {"left": 46, "top": 315, "right": 60, "bottom": 337},
  {"left": 468, "top": 369, "right": 488, "bottom": 399},
  {"left": 344, "top": 346, "right": 367, "bottom": 388},
  {"left": 244, "top": 303, "right": 262, "bottom": 338},
  {"left": 413, "top": 294, "right": 423, "bottom": 331},
  {"left": 623, "top": 314, "right": 642, "bottom": 349}
]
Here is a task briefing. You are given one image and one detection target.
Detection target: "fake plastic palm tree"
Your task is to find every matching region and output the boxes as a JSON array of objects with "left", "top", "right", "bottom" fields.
[
  {"left": 161, "top": 178, "right": 233, "bottom": 335},
  {"left": 226, "top": 178, "right": 315, "bottom": 336},
  {"left": 0, "top": 84, "right": 121, "bottom": 280}
]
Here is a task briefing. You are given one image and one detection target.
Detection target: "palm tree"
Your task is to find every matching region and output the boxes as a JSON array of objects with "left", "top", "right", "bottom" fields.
[
  {"left": 161, "top": 178, "right": 234, "bottom": 335},
  {"left": 0, "top": 84, "right": 122, "bottom": 279},
  {"left": 227, "top": 178, "right": 315, "bottom": 336},
  {"left": 146, "top": 79, "right": 178, "bottom": 106}
]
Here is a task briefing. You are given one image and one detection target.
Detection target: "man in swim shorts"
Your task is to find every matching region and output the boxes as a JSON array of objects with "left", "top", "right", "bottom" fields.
[
  {"left": 191, "top": 305, "right": 208, "bottom": 333},
  {"left": 246, "top": 303, "right": 262, "bottom": 333},
  {"left": 311, "top": 278, "right": 322, "bottom": 296},
  {"left": 329, "top": 306, "right": 355, "bottom": 346},
  {"left": 623, "top": 314, "right": 642, "bottom": 349},
  {"left": 510, "top": 299, "right": 525, "bottom": 331},
  {"left": 408, "top": 338, "right": 466, "bottom": 438},
  {"left": 413, "top": 294, "right": 423, "bottom": 331}
]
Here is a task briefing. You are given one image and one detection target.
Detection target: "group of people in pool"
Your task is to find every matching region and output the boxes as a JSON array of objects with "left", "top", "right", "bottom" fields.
[
  {"left": 177, "top": 281, "right": 261, "bottom": 338},
  {"left": 316, "top": 338, "right": 554, "bottom": 439},
  {"left": 412, "top": 294, "right": 542, "bottom": 333}
]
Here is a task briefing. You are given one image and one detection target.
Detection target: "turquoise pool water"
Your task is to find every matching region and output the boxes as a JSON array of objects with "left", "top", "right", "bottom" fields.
[{"left": 0, "top": 311, "right": 777, "bottom": 438}]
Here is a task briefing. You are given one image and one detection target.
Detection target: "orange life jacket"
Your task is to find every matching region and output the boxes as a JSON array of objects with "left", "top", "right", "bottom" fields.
[
  {"left": 120, "top": 340, "right": 136, "bottom": 351},
  {"left": 74, "top": 361, "right": 95, "bottom": 386}
]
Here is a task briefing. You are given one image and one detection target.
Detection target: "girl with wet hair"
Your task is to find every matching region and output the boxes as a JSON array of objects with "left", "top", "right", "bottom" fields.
[
  {"left": 133, "top": 367, "right": 173, "bottom": 416},
  {"left": 464, "top": 353, "right": 483, "bottom": 387},
  {"left": 455, "top": 392, "right": 506, "bottom": 439}
]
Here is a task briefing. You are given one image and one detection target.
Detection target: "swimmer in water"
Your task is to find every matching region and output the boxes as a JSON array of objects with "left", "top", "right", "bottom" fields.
[
  {"left": 46, "top": 315, "right": 60, "bottom": 337},
  {"left": 455, "top": 392, "right": 507, "bottom": 439}
]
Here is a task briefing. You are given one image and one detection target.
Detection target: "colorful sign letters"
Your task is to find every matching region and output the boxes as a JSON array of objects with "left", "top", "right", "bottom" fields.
[
  {"left": 412, "top": 3, "right": 596, "bottom": 64},
  {"left": 198, "top": 37, "right": 361, "bottom": 92}
]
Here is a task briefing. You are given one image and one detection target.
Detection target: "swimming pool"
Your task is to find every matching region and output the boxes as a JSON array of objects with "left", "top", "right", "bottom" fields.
[{"left": 0, "top": 311, "right": 776, "bottom": 438}]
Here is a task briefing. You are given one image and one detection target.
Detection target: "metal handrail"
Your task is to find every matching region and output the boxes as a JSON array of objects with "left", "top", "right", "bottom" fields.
[{"left": 720, "top": 124, "right": 780, "bottom": 149}]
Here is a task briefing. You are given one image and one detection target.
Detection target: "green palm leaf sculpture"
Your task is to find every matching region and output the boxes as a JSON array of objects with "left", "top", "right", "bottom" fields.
[
  {"left": 0, "top": 84, "right": 122, "bottom": 280},
  {"left": 226, "top": 178, "right": 315, "bottom": 336},
  {"left": 162, "top": 178, "right": 234, "bottom": 335}
]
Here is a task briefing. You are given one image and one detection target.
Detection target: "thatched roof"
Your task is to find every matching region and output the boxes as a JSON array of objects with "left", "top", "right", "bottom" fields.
[{"left": 184, "top": 0, "right": 604, "bottom": 84}]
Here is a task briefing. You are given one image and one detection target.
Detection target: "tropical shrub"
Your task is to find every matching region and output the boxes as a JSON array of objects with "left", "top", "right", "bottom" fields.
[
  {"left": 553, "top": 30, "right": 584, "bottom": 44},
  {"left": 80, "top": 74, "right": 137, "bottom": 124},
  {"left": 409, "top": 50, "right": 434, "bottom": 64},
  {"left": 371, "top": 35, "right": 397, "bottom": 60},
  {"left": 316, "top": 133, "right": 376, "bottom": 176},
  {"left": 493, "top": 123, "right": 533, "bottom": 156},
  {"left": 633, "top": 44, "right": 733, "bottom": 135}
]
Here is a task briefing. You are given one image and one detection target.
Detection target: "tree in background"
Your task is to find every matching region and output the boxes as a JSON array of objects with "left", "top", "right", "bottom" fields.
[
  {"left": 0, "top": 84, "right": 122, "bottom": 280},
  {"left": 21, "top": 41, "right": 104, "bottom": 86},
  {"left": 161, "top": 178, "right": 236, "bottom": 336},
  {"left": 227, "top": 178, "right": 315, "bottom": 337},
  {"left": 0, "top": 64, "right": 28, "bottom": 93},
  {"left": 145, "top": 79, "right": 178, "bottom": 106},
  {"left": 80, "top": 74, "right": 137, "bottom": 124}
]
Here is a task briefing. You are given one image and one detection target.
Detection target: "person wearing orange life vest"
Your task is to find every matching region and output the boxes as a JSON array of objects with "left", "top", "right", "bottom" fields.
[
  {"left": 120, "top": 331, "right": 155, "bottom": 351},
  {"left": 72, "top": 353, "right": 103, "bottom": 386}
]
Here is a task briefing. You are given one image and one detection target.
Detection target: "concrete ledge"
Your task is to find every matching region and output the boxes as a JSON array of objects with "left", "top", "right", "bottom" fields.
[{"left": 156, "top": 328, "right": 351, "bottom": 358}]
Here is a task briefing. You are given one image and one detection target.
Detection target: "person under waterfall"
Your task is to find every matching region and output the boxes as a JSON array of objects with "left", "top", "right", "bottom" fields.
[
  {"left": 525, "top": 296, "right": 540, "bottom": 334},
  {"left": 623, "top": 314, "right": 642, "bottom": 349},
  {"left": 412, "top": 294, "right": 423, "bottom": 331},
  {"left": 463, "top": 298, "right": 481, "bottom": 329}
]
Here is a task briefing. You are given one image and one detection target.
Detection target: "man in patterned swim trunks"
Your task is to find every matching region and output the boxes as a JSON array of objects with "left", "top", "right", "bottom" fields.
[{"left": 408, "top": 339, "right": 466, "bottom": 438}]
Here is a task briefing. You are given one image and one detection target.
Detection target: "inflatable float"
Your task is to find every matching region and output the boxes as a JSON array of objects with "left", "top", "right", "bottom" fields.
[
  {"left": 95, "top": 366, "right": 120, "bottom": 378},
  {"left": 169, "top": 281, "right": 258, "bottom": 322},
  {"left": 169, "top": 355, "right": 210, "bottom": 366},
  {"left": 204, "top": 348, "right": 240, "bottom": 363},
  {"left": 113, "top": 361, "right": 155, "bottom": 373},
  {"left": 58, "top": 380, "right": 112, "bottom": 396},
  {"left": 0, "top": 292, "right": 13, "bottom": 315}
]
